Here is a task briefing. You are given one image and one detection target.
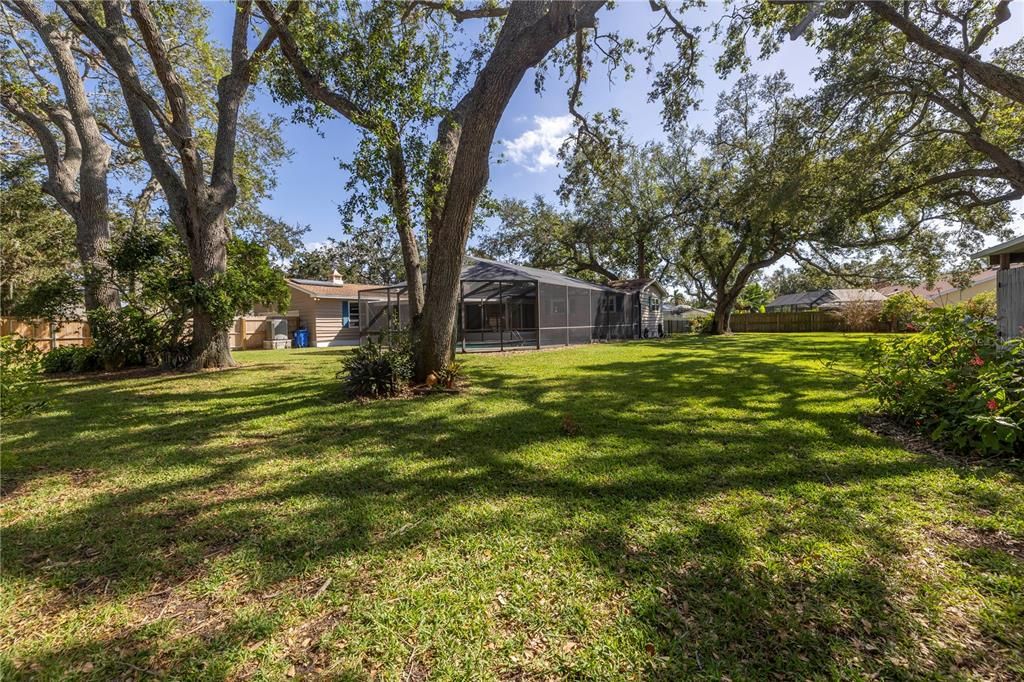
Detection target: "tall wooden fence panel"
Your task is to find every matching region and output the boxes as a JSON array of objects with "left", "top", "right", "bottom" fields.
[
  {"left": 1, "top": 318, "right": 92, "bottom": 350},
  {"left": 227, "top": 315, "right": 300, "bottom": 350},
  {"left": 997, "top": 268, "right": 1024, "bottom": 340},
  {"left": 729, "top": 311, "right": 846, "bottom": 333}
]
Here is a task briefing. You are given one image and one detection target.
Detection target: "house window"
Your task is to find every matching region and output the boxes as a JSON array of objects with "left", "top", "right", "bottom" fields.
[
  {"left": 343, "top": 300, "right": 360, "bottom": 328},
  {"left": 649, "top": 296, "right": 659, "bottom": 311},
  {"left": 550, "top": 298, "right": 566, "bottom": 315}
]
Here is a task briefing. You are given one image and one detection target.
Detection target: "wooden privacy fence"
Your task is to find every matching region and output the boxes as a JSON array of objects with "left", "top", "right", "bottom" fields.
[
  {"left": 731, "top": 311, "right": 892, "bottom": 333},
  {"left": 997, "top": 267, "right": 1024, "bottom": 340},
  {"left": 663, "top": 311, "right": 891, "bottom": 334},
  {"left": 228, "top": 315, "right": 299, "bottom": 350},
  {"left": 730, "top": 311, "right": 846, "bottom": 333},
  {"left": 3, "top": 314, "right": 299, "bottom": 352},
  {"left": 1, "top": 317, "right": 92, "bottom": 350}
]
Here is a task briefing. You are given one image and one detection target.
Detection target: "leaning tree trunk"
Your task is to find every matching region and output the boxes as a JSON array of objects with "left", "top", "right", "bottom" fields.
[
  {"left": 414, "top": 2, "right": 605, "bottom": 381},
  {"left": 387, "top": 144, "right": 425, "bottom": 323}
]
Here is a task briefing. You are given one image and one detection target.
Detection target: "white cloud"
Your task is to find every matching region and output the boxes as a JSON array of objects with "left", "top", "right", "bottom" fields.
[{"left": 503, "top": 115, "right": 573, "bottom": 173}]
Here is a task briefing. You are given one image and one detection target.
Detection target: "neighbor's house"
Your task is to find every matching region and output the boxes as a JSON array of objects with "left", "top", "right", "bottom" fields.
[
  {"left": 358, "top": 257, "right": 668, "bottom": 351},
  {"left": 764, "top": 288, "right": 887, "bottom": 313},
  {"left": 973, "top": 235, "right": 1024, "bottom": 340},
  {"left": 607, "top": 278, "right": 670, "bottom": 338},
  {"left": 875, "top": 269, "right": 999, "bottom": 307},
  {"left": 253, "top": 271, "right": 385, "bottom": 347}
]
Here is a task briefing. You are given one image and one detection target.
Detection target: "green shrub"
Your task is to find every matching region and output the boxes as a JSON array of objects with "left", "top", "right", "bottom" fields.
[
  {"left": 41, "top": 346, "right": 103, "bottom": 374},
  {"left": 88, "top": 307, "right": 165, "bottom": 369},
  {"left": 689, "top": 313, "right": 713, "bottom": 334},
  {"left": 861, "top": 303, "right": 1023, "bottom": 456},
  {"left": 880, "top": 291, "right": 930, "bottom": 332},
  {"left": 433, "top": 361, "right": 464, "bottom": 389},
  {"left": 1, "top": 335, "right": 47, "bottom": 417},
  {"left": 337, "top": 335, "right": 414, "bottom": 398}
]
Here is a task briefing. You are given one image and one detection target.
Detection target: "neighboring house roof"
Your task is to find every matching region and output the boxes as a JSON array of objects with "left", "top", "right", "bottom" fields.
[
  {"left": 874, "top": 282, "right": 945, "bottom": 298},
  {"left": 766, "top": 290, "right": 829, "bottom": 308},
  {"left": 287, "top": 278, "right": 383, "bottom": 299},
  {"left": 875, "top": 269, "right": 1000, "bottom": 302},
  {"left": 928, "top": 269, "right": 998, "bottom": 299},
  {"left": 606, "top": 278, "right": 670, "bottom": 298},
  {"left": 766, "top": 288, "right": 885, "bottom": 309},
  {"left": 663, "top": 305, "right": 712, "bottom": 318},
  {"left": 827, "top": 288, "right": 888, "bottom": 303}
]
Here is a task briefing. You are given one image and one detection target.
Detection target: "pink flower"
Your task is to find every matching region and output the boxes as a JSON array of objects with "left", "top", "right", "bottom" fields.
[
  {"left": 987, "top": 399, "right": 999, "bottom": 411},
  {"left": 969, "top": 354, "right": 985, "bottom": 367}
]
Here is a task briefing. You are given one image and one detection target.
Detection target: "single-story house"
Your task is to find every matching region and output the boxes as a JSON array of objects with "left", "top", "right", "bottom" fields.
[
  {"left": 359, "top": 257, "right": 668, "bottom": 351},
  {"left": 662, "top": 304, "right": 713, "bottom": 320},
  {"left": 875, "top": 269, "right": 999, "bottom": 307},
  {"left": 764, "top": 288, "right": 887, "bottom": 313},
  {"left": 973, "top": 235, "right": 1024, "bottom": 340},
  {"left": 253, "top": 271, "right": 385, "bottom": 347}
]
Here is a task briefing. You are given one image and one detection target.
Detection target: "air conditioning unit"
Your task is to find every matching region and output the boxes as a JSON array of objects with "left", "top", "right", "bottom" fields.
[{"left": 262, "top": 316, "right": 291, "bottom": 349}]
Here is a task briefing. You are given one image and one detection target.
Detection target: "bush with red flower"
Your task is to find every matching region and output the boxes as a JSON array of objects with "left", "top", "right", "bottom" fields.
[{"left": 861, "top": 301, "right": 1024, "bottom": 456}]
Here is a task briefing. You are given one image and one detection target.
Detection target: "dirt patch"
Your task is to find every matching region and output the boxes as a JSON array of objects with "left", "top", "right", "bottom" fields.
[
  {"left": 934, "top": 524, "right": 1024, "bottom": 562},
  {"left": 859, "top": 413, "right": 962, "bottom": 461}
]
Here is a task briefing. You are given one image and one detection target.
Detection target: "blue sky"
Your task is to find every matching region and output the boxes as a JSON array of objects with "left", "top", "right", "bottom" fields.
[{"left": 208, "top": 1, "right": 1022, "bottom": 250}]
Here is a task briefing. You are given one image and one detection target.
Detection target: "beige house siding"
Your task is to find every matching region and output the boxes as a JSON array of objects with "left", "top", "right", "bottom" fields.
[
  {"left": 931, "top": 276, "right": 996, "bottom": 307},
  {"left": 312, "top": 297, "right": 361, "bottom": 347},
  {"left": 288, "top": 288, "right": 321, "bottom": 344}
]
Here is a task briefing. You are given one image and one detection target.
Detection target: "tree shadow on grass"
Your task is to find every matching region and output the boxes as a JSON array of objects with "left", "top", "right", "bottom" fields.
[{"left": 2, "top": 335, "right": 1020, "bottom": 679}]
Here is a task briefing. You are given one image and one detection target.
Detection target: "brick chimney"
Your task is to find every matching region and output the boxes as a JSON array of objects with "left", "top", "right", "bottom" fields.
[{"left": 330, "top": 269, "right": 344, "bottom": 284}]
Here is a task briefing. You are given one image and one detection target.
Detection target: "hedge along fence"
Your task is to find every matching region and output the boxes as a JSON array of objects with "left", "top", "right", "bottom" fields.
[
  {"left": 729, "top": 310, "right": 890, "bottom": 333},
  {"left": 1, "top": 317, "right": 92, "bottom": 351}
]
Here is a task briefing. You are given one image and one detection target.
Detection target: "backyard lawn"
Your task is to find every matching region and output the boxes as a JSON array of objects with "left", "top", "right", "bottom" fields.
[{"left": 2, "top": 334, "right": 1022, "bottom": 680}]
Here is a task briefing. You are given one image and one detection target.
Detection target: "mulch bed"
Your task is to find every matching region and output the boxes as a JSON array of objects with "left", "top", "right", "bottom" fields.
[{"left": 859, "top": 412, "right": 1022, "bottom": 466}]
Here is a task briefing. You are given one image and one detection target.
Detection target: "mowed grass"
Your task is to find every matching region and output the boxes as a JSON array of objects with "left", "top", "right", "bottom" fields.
[{"left": 1, "top": 334, "right": 1022, "bottom": 680}]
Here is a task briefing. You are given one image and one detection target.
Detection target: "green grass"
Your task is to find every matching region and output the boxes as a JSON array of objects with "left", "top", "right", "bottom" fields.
[{"left": 2, "top": 334, "right": 1022, "bottom": 680}]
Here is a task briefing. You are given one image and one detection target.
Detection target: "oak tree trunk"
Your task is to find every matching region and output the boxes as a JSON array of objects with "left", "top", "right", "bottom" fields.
[
  {"left": 414, "top": 1, "right": 605, "bottom": 381},
  {"left": 187, "top": 212, "right": 236, "bottom": 370},
  {"left": 710, "top": 296, "right": 736, "bottom": 335},
  {"left": 387, "top": 145, "right": 425, "bottom": 322}
]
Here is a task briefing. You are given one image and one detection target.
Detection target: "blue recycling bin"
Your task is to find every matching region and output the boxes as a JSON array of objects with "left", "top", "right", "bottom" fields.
[{"left": 292, "top": 327, "right": 309, "bottom": 348}]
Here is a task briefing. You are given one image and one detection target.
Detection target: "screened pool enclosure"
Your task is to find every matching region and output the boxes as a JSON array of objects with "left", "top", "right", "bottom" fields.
[{"left": 358, "top": 258, "right": 639, "bottom": 352}]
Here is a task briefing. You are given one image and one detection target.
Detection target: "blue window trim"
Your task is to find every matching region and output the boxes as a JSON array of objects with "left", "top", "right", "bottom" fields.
[{"left": 342, "top": 301, "right": 351, "bottom": 328}]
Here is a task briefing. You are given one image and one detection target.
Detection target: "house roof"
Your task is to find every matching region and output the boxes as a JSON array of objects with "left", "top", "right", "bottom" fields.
[
  {"left": 827, "top": 288, "right": 888, "bottom": 303},
  {"left": 365, "top": 257, "right": 669, "bottom": 297},
  {"left": 875, "top": 269, "right": 1000, "bottom": 301},
  {"left": 766, "top": 288, "right": 885, "bottom": 309},
  {"left": 766, "top": 290, "right": 829, "bottom": 308},
  {"left": 606, "top": 278, "right": 670, "bottom": 298},
  {"left": 287, "top": 278, "right": 383, "bottom": 299},
  {"left": 463, "top": 257, "right": 617, "bottom": 292},
  {"left": 973, "top": 234, "right": 1024, "bottom": 259}
]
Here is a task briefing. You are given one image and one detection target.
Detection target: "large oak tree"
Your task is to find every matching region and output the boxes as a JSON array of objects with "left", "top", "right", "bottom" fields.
[
  {"left": 54, "top": 0, "right": 284, "bottom": 368},
  {"left": 263, "top": 0, "right": 606, "bottom": 379}
]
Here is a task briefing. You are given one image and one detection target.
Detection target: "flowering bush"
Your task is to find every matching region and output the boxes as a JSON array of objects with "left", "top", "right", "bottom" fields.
[{"left": 861, "top": 303, "right": 1024, "bottom": 456}]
